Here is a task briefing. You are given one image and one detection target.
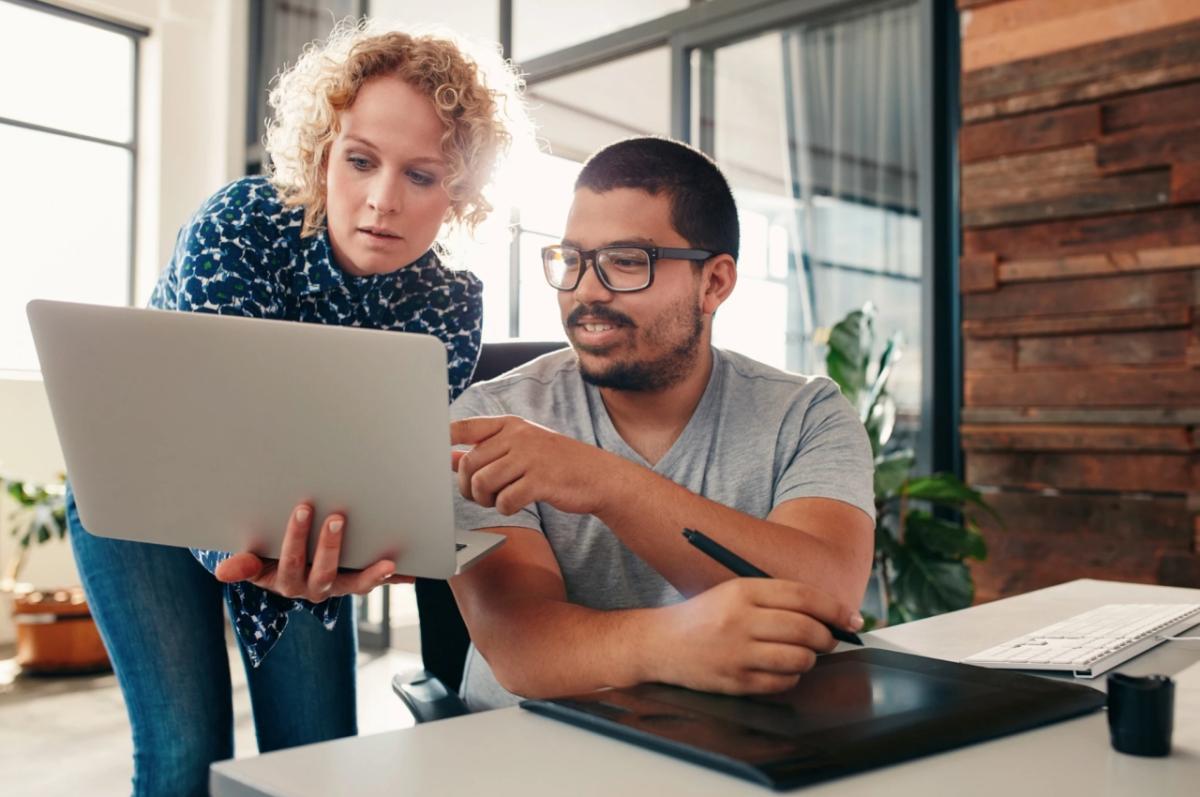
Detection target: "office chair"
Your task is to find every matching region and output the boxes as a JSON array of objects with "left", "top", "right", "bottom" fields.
[{"left": 393, "top": 340, "right": 566, "bottom": 723}]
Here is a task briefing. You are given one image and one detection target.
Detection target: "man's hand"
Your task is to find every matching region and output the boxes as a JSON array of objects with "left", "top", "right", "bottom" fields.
[
  {"left": 451, "top": 415, "right": 625, "bottom": 516},
  {"left": 214, "top": 503, "right": 411, "bottom": 601},
  {"left": 647, "top": 578, "right": 862, "bottom": 694}
]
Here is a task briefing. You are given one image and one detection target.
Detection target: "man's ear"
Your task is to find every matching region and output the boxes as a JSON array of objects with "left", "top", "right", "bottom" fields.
[{"left": 701, "top": 254, "right": 737, "bottom": 315}]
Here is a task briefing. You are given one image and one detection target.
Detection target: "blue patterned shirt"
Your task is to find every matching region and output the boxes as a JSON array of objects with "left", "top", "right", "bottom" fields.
[{"left": 149, "top": 176, "right": 482, "bottom": 666}]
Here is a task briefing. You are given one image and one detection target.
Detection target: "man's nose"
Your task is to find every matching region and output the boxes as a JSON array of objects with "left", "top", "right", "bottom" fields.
[{"left": 572, "top": 258, "right": 613, "bottom": 303}]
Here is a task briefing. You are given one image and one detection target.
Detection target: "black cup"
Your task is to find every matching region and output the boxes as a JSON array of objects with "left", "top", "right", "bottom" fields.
[{"left": 1107, "top": 673, "right": 1174, "bottom": 757}]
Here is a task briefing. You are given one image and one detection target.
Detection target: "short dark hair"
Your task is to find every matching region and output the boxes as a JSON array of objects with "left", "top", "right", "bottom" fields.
[{"left": 575, "top": 137, "right": 739, "bottom": 262}]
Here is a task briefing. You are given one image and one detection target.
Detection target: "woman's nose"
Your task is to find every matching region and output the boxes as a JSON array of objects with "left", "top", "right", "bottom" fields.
[{"left": 367, "top": 177, "right": 403, "bottom": 215}]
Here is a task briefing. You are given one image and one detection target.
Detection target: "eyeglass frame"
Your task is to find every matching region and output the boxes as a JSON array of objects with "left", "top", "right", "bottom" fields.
[{"left": 541, "top": 244, "right": 716, "bottom": 293}]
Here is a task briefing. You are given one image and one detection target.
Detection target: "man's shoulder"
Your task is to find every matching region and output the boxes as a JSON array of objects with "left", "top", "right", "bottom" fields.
[
  {"left": 716, "top": 348, "right": 840, "bottom": 402},
  {"left": 453, "top": 348, "right": 580, "bottom": 416}
]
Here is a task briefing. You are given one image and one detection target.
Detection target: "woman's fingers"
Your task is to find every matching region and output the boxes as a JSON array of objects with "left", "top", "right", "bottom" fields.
[
  {"left": 273, "top": 504, "right": 314, "bottom": 597},
  {"left": 306, "top": 513, "right": 346, "bottom": 600},
  {"left": 332, "top": 559, "right": 396, "bottom": 596},
  {"left": 215, "top": 551, "right": 265, "bottom": 583}
]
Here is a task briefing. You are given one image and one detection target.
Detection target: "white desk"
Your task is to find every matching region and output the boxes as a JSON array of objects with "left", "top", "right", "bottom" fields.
[{"left": 211, "top": 579, "right": 1200, "bottom": 796}]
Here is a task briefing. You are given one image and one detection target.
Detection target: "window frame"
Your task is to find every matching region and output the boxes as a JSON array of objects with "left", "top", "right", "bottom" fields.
[{"left": 0, "top": 0, "right": 145, "bottom": 369}]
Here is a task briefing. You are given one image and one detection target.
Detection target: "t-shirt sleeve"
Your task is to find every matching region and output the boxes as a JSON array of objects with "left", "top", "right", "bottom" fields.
[
  {"left": 773, "top": 380, "right": 876, "bottom": 522},
  {"left": 450, "top": 385, "right": 543, "bottom": 533},
  {"left": 163, "top": 184, "right": 284, "bottom": 318}
]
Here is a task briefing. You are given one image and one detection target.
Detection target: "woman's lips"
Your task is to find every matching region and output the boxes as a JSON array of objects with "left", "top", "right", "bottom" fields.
[{"left": 358, "top": 227, "right": 403, "bottom": 244}]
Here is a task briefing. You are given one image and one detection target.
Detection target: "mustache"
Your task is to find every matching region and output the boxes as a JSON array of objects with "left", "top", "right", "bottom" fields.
[{"left": 566, "top": 304, "right": 635, "bottom": 328}]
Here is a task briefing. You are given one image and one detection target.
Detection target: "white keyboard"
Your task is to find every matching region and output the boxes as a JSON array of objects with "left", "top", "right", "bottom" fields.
[{"left": 962, "top": 603, "right": 1200, "bottom": 678}]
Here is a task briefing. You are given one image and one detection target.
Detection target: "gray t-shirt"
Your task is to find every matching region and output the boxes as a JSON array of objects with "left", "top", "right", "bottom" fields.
[{"left": 450, "top": 347, "right": 875, "bottom": 710}]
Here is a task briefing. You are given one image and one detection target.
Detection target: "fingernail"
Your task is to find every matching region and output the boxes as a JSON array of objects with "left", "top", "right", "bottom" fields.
[
  {"left": 329, "top": 519, "right": 343, "bottom": 534},
  {"left": 849, "top": 612, "right": 864, "bottom": 631},
  {"left": 296, "top": 506, "right": 310, "bottom": 523}
]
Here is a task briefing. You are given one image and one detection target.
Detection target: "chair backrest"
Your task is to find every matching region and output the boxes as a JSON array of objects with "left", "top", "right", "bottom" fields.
[{"left": 415, "top": 340, "right": 567, "bottom": 692}]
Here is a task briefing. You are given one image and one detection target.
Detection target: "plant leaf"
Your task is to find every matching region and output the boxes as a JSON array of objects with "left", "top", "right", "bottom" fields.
[
  {"left": 874, "top": 449, "right": 915, "bottom": 499},
  {"left": 905, "top": 510, "right": 988, "bottom": 561},
  {"left": 903, "top": 473, "right": 1001, "bottom": 522},
  {"left": 892, "top": 548, "right": 975, "bottom": 619},
  {"left": 825, "top": 305, "right": 874, "bottom": 408}
]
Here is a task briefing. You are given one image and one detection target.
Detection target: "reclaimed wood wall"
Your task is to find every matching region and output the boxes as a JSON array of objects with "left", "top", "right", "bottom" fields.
[{"left": 957, "top": 0, "right": 1200, "bottom": 601}]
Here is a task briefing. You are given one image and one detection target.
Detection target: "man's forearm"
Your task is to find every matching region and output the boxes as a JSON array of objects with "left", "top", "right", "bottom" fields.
[
  {"left": 593, "top": 458, "right": 872, "bottom": 603},
  {"left": 453, "top": 589, "right": 666, "bottom": 699}
]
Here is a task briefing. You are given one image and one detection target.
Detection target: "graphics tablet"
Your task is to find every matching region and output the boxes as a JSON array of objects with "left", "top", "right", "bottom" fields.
[
  {"left": 27, "top": 299, "right": 503, "bottom": 577},
  {"left": 521, "top": 648, "right": 1106, "bottom": 790}
]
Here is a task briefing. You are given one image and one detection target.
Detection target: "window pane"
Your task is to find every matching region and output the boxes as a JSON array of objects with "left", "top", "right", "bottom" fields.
[
  {"left": 368, "top": 0, "right": 498, "bottom": 43},
  {"left": 528, "top": 47, "right": 671, "bottom": 162},
  {"left": 0, "top": 127, "right": 132, "bottom": 371},
  {"left": 513, "top": 1, "right": 688, "bottom": 61},
  {"left": 709, "top": 4, "right": 924, "bottom": 432},
  {"left": 0, "top": 2, "right": 134, "bottom": 142}
]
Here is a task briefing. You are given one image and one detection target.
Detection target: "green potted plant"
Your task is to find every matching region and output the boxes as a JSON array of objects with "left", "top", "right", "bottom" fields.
[
  {"left": 2, "top": 476, "right": 109, "bottom": 673},
  {"left": 823, "top": 303, "right": 999, "bottom": 628}
]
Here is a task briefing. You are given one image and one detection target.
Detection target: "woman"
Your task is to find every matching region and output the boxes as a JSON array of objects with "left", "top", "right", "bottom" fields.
[{"left": 65, "top": 20, "right": 524, "bottom": 797}]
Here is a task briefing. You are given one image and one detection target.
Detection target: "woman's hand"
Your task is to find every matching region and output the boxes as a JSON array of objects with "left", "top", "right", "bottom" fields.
[{"left": 214, "top": 503, "right": 411, "bottom": 601}]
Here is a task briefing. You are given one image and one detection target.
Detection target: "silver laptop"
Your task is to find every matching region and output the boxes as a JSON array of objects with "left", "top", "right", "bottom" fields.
[{"left": 27, "top": 299, "right": 504, "bottom": 578}]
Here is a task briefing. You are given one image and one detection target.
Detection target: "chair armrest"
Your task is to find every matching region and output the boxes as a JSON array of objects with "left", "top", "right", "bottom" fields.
[{"left": 392, "top": 669, "right": 471, "bottom": 723}]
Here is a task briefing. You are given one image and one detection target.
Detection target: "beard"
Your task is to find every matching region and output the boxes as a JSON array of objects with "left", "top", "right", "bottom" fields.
[{"left": 570, "top": 298, "right": 705, "bottom": 392}]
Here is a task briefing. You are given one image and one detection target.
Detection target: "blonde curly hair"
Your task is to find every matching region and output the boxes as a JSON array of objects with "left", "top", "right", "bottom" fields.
[{"left": 265, "top": 19, "right": 526, "bottom": 238}]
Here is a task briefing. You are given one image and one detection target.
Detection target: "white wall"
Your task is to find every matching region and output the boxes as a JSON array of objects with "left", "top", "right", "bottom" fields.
[{"left": 0, "top": 0, "right": 248, "bottom": 644}]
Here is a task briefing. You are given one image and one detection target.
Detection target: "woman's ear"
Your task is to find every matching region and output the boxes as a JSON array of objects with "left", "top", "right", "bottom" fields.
[{"left": 701, "top": 254, "right": 737, "bottom": 315}]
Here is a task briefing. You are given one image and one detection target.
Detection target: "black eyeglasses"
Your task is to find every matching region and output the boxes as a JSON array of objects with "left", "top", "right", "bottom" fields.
[{"left": 542, "top": 245, "right": 714, "bottom": 292}]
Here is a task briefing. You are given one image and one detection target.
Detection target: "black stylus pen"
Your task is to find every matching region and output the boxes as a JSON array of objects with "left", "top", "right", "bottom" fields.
[{"left": 683, "top": 528, "right": 863, "bottom": 646}]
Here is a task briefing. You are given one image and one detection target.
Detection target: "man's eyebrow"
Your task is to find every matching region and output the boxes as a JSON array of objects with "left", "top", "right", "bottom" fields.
[{"left": 559, "top": 237, "right": 656, "bottom": 249}]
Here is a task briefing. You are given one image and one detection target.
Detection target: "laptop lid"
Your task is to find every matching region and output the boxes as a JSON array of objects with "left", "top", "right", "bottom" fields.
[
  {"left": 28, "top": 299, "right": 484, "bottom": 578},
  {"left": 521, "top": 648, "right": 1106, "bottom": 790}
]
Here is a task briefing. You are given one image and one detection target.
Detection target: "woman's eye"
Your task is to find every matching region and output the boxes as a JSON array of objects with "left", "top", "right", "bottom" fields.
[
  {"left": 348, "top": 156, "right": 372, "bottom": 171},
  {"left": 408, "top": 170, "right": 434, "bottom": 186}
]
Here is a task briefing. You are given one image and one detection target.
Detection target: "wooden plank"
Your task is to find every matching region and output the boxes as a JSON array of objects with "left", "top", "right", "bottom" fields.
[
  {"left": 962, "top": 19, "right": 1200, "bottom": 106},
  {"left": 962, "top": 0, "right": 1131, "bottom": 42},
  {"left": 958, "top": 0, "right": 1007, "bottom": 10},
  {"left": 1102, "top": 81, "right": 1200, "bottom": 133},
  {"left": 964, "top": 368, "right": 1200, "bottom": 407},
  {"left": 961, "top": 168, "right": 1168, "bottom": 214},
  {"left": 964, "top": 61, "right": 1200, "bottom": 123},
  {"left": 960, "top": 424, "right": 1194, "bottom": 452},
  {"left": 971, "top": 490, "right": 1195, "bottom": 600},
  {"left": 1096, "top": 122, "right": 1200, "bottom": 173},
  {"left": 966, "top": 451, "right": 1197, "bottom": 492},
  {"left": 1017, "top": 329, "right": 1191, "bottom": 369},
  {"left": 963, "top": 206, "right": 1200, "bottom": 258},
  {"left": 962, "top": 271, "right": 1191, "bottom": 321},
  {"left": 1156, "top": 550, "right": 1200, "bottom": 588},
  {"left": 962, "top": 0, "right": 1200, "bottom": 73},
  {"left": 964, "top": 338, "right": 1014, "bottom": 371},
  {"left": 963, "top": 306, "right": 1192, "bottom": 339},
  {"left": 962, "top": 169, "right": 1171, "bottom": 228},
  {"left": 962, "top": 407, "right": 1200, "bottom": 425},
  {"left": 961, "top": 252, "right": 998, "bottom": 293},
  {"left": 960, "top": 105, "right": 1100, "bottom": 163},
  {"left": 962, "top": 145, "right": 1099, "bottom": 188},
  {"left": 997, "top": 245, "right": 1200, "bottom": 282},
  {"left": 1173, "top": 161, "right": 1200, "bottom": 203}
]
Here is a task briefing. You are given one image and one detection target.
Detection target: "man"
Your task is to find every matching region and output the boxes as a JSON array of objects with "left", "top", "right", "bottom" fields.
[{"left": 449, "top": 137, "right": 875, "bottom": 710}]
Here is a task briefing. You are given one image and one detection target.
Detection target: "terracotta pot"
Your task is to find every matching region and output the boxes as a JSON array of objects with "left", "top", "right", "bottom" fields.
[{"left": 12, "top": 585, "right": 110, "bottom": 674}]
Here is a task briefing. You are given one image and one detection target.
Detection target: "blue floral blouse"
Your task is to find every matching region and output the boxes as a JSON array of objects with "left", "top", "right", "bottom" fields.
[{"left": 149, "top": 176, "right": 482, "bottom": 666}]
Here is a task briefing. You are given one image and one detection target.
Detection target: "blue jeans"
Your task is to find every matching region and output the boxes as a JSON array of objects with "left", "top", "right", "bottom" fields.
[{"left": 67, "top": 487, "right": 357, "bottom": 797}]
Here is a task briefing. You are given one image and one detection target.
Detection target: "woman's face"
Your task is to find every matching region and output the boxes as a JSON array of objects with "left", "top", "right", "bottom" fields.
[{"left": 325, "top": 75, "right": 453, "bottom": 277}]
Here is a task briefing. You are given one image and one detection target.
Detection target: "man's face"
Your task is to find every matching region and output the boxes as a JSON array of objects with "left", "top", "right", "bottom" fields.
[{"left": 558, "top": 187, "right": 708, "bottom": 392}]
